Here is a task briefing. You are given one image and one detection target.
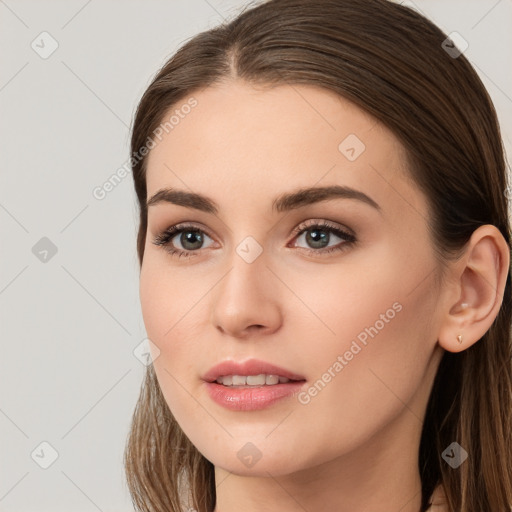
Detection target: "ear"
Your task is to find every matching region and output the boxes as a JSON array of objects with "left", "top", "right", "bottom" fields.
[{"left": 437, "top": 224, "right": 510, "bottom": 353}]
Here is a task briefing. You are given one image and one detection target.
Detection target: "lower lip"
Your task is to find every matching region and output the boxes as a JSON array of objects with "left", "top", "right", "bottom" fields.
[{"left": 204, "top": 381, "right": 306, "bottom": 411}]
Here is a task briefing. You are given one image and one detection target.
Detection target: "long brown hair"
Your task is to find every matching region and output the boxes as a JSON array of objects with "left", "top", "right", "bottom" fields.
[{"left": 123, "top": 0, "right": 512, "bottom": 510}]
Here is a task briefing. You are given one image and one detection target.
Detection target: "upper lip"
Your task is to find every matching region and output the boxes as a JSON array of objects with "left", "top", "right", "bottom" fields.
[{"left": 202, "top": 358, "right": 306, "bottom": 383}]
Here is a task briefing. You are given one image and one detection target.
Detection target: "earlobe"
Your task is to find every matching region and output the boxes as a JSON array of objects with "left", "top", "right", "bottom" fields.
[
  {"left": 437, "top": 225, "right": 510, "bottom": 354},
  {"left": 455, "top": 305, "right": 469, "bottom": 345}
]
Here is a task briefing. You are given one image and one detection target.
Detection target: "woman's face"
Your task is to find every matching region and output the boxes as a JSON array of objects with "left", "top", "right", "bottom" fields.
[{"left": 140, "top": 80, "right": 447, "bottom": 476}]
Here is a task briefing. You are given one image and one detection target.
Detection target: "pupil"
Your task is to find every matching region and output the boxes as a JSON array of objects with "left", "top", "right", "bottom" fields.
[
  {"left": 306, "top": 228, "right": 328, "bottom": 248},
  {"left": 181, "top": 230, "right": 203, "bottom": 250}
]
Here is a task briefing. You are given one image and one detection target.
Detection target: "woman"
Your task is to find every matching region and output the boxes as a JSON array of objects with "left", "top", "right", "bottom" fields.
[{"left": 124, "top": 0, "right": 512, "bottom": 510}]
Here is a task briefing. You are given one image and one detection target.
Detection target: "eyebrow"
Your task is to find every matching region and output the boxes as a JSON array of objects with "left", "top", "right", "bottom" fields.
[{"left": 146, "top": 185, "right": 381, "bottom": 214}]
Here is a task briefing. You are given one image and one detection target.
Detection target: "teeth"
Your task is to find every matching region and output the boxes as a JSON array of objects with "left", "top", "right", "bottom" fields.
[
  {"left": 214, "top": 374, "right": 292, "bottom": 386},
  {"left": 247, "top": 374, "right": 265, "bottom": 385},
  {"left": 232, "top": 375, "right": 247, "bottom": 386},
  {"left": 265, "top": 374, "right": 279, "bottom": 385}
]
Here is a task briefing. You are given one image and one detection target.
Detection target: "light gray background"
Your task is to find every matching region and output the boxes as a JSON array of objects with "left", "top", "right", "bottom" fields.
[{"left": 1, "top": 1, "right": 511, "bottom": 511}]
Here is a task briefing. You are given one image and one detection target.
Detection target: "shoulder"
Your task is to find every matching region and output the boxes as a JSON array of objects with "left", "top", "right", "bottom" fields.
[{"left": 425, "top": 484, "right": 449, "bottom": 512}]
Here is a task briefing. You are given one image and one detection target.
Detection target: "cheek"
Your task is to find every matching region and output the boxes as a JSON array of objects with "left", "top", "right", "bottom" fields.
[
  {"left": 304, "top": 294, "right": 434, "bottom": 435},
  {"left": 286, "top": 244, "right": 437, "bottom": 419},
  {"left": 139, "top": 257, "right": 181, "bottom": 366},
  {"left": 139, "top": 254, "right": 213, "bottom": 381},
  {"left": 278, "top": 245, "right": 408, "bottom": 352},
  {"left": 139, "top": 263, "right": 204, "bottom": 424},
  {"left": 293, "top": 267, "right": 437, "bottom": 442},
  {"left": 139, "top": 251, "right": 207, "bottom": 344}
]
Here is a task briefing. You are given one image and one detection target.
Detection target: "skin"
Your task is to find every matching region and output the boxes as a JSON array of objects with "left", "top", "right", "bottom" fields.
[{"left": 139, "top": 80, "right": 509, "bottom": 512}]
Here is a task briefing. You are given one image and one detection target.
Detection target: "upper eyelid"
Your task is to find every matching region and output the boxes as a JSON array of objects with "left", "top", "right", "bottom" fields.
[
  {"left": 292, "top": 219, "right": 354, "bottom": 236},
  {"left": 162, "top": 219, "right": 351, "bottom": 237}
]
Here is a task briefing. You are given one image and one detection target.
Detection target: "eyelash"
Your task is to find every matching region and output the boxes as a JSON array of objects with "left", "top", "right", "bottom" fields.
[{"left": 152, "top": 220, "right": 356, "bottom": 259}]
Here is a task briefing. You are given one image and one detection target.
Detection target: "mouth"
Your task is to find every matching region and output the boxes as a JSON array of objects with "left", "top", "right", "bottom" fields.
[
  {"left": 203, "top": 366, "right": 307, "bottom": 411},
  {"left": 205, "top": 373, "right": 307, "bottom": 412},
  {"left": 212, "top": 374, "right": 306, "bottom": 387},
  {"left": 202, "top": 358, "right": 307, "bottom": 386}
]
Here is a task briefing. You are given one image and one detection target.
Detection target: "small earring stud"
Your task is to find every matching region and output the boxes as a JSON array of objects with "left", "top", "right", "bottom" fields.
[{"left": 457, "top": 334, "right": 463, "bottom": 344}]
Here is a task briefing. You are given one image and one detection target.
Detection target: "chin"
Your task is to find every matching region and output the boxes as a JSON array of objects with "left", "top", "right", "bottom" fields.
[
  {"left": 192, "top": 435, "right": 318, "bottom": 478},
  {"left": 214, "top": 456, "right": 302, "bottom": 477}
]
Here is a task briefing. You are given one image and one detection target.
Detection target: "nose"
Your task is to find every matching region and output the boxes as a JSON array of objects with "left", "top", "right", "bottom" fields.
[{"left": 211, "top": 247, "right": 283, "bottom": 339}]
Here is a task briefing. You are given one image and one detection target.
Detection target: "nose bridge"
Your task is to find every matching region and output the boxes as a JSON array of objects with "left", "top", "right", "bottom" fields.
[
  {"left": 211, "top": 232, "right": 282, "bottom": 336},
  {"left": 218, "top": 234, "right": 270, "bottom": 308}
]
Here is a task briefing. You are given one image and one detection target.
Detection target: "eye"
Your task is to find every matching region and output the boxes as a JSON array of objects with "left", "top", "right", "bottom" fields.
[
  {"left": 152, "top": 219, "right": 356, "bottom": 259},
  {"left": 289, "top": 220, "right": 356, "bottom": 256},
  {"left": 152, "top": 223, "right": 214, "bottom": 259}
]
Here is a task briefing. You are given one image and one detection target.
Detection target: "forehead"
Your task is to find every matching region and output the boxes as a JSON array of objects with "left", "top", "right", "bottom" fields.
[
  {"left": 144, "top": 80, "right": 426, "bottom": 220},
  {"left": 147, "top": 80, "right": 383, "bottom": 170}
]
